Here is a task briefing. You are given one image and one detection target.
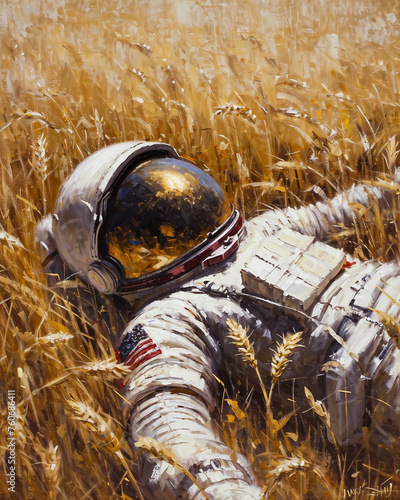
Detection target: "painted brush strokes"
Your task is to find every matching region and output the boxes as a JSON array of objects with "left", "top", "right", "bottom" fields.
[{"left": 1, "top": 0, "right": 400, "bottom": 498}]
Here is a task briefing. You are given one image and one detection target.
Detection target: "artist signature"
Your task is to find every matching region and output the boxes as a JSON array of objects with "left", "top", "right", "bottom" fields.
[{"left": 344, "top": 481, "right": 394, "bottom": 499}]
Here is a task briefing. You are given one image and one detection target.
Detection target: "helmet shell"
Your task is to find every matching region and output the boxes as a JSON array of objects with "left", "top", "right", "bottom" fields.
[{"left": 52, "top": 141, "right": 179, "bottom": 287}]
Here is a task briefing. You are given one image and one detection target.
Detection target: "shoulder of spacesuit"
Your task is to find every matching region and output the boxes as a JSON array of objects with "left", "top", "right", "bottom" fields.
[
  {"left": 246, "top": 208, "right": 291, "bottom": 237},
  {"left": 119, "top": 290, "right": 221, "bottom": 355}
]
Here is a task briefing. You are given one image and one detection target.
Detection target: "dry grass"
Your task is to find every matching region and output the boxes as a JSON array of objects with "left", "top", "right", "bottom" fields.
[{"left": 1, "top": 0, "right": 400, "bottom": 498}]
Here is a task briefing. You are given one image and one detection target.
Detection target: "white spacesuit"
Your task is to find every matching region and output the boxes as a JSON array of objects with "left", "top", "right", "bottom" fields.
[{"left": 37, "top": 141, "right": 400, "bottom": 499}]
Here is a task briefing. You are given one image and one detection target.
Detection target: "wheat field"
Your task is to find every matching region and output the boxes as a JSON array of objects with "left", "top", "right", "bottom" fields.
[{"left": 1, "top": 0, "right": 400, "bottom": 498}]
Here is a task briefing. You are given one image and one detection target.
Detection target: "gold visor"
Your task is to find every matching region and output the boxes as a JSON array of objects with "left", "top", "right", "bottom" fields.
[{"left": 104, "top": 157, "right": 230, "bottom": 279}]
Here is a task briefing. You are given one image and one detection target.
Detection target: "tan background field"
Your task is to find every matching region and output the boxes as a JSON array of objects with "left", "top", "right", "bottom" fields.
[{"left": 1, "top": 0, "right": 400, "bottom": 498}]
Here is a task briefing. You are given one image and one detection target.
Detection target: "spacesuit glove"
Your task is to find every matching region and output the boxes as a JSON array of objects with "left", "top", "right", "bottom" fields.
[
  {"left": 142, "top": 455, "right": 262, "bottom": 500},
  {"left": 190, "top": 480, "right": 262, "bottom": 500},
  {"left": 185, "top": 456, "right": 263, "bottom": 500}
]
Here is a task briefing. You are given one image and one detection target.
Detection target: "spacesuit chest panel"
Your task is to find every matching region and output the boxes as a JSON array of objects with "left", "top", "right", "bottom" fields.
[{"left": 241, "top": 227, "right": 346, "bottom": 317}]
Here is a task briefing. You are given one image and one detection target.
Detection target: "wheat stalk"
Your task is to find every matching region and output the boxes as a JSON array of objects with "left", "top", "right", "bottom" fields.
[
  {"left": 304, "top": 387, "right": 330, "bottom": 427},
  {"left": 37, "top": 332, "right": 74, "bottom": 345},
  {"left": 304, "top": 386, "right": 344, "bottom": 484},
  {"left": 226, "top": 318, "right": 257, "bottom": 369},
  {"left": 269, "top": 456, "right": 310, "bottom": 475},
  {"left": 68, "top": 358, "right": 132, "bottom": 380},
  {"left": 260, "top": 456, "right": 310, "bottom": 499},
  {"left": 370, "top": 308, "right": 400, "bottom": 348},
  {"left": 43, "top": 441, "right": 61, "bottom": 498},
  {"left": 226, "top": 318, "right": 270, "bottom": 406},
  {"left": 67, "top": 399, "right": 121, "bottom": 450},
  {"left": 267, "top": 330, "right": 303, "bottom": 419},
  {"left": 67, "top": 398, "right": 145, "bottom": 500},
  {"left": 270, "top": 331, "right": 303, "bottom": 385},
  {"left": 212, "top": 104, "right": 257, "bottom": 123},
  {"left": 31, "top": 133, "right": 51, "bottom": 215},
  {"left": 369, "top": 287, "right": 400, "bottom": 348},
  {"left": 226, "top": 318, "right": 276, "bottom": 447},
  {"left": 226, "top": 321, "right": 303, "bottom": 450}
]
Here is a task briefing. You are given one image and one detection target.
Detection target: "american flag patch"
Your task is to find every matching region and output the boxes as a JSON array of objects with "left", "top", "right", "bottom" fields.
[{"left": 115, "top": 324, "right": 162, "bottom": 372}]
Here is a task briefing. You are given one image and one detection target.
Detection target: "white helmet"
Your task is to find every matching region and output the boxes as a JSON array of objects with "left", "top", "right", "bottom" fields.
[{"left": 49, "top": 142, "right": 243, "bottom": 295}]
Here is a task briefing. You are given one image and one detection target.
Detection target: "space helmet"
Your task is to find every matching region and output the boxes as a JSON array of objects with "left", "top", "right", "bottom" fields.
[{"left": 49, "top": 141, "right": 243, "bottom": 295}]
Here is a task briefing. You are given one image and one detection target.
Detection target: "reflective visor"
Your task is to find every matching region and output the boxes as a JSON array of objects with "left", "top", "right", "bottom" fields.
[{"left": 103, "top": 158, "right": 231, "bottom": 280}]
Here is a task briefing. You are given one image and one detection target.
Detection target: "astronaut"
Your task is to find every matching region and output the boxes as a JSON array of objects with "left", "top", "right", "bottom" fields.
[{"left": 37, "top": 141, "right": 400, "bottom": 499}]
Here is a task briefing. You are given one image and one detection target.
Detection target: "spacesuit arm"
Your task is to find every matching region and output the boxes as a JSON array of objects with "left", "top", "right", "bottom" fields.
[
  {"left": 118, "top": 295, "right": 261, "bottom": 500},
  {"left": 255, "top": 181, "right": 397, "bottom": 243}
]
